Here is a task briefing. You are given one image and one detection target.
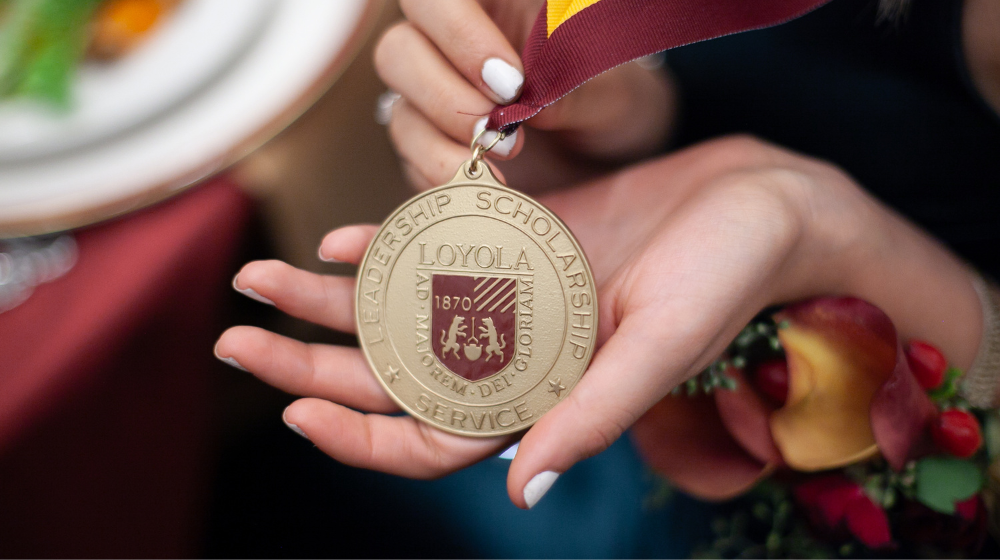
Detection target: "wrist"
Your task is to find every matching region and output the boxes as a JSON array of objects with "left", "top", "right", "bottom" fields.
[
  {"left": 763, "top": 164, "right": 867, "bottom": 303},
  {"left": 830, "top": 196, "right": 982, "bottom": 369},
  {"left": 770, "top": 167, "right": 983, "bottom": 370}
]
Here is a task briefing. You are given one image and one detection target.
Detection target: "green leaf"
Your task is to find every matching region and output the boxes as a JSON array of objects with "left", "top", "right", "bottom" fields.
[
  {"left": 0, "top": 0, "right": 102, "bottom": 106},
  {"left": 927, "top": 367, "right": 963, "bottom": 401},
  {"left": 914, "top": 456, "right": 983, "bottom": 514}
]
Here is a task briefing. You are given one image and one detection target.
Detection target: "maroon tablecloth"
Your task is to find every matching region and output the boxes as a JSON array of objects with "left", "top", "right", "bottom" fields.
[{"left": 0, "top": 177, "right": 252, "bottom": 557}]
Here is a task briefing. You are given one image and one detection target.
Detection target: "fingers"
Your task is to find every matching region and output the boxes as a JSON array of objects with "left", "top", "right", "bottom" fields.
[
  {"left": 233, "top": 260, "right": 356, "bottom": 333},
  {"left": 375, "top": 21, "right": 493, "bottom": 144},
  {"left": 216, "top": 326, "right": 398, "bottom": 413},
  {"left": 506, "top": 316, "right": 682, "bottom": 508},
  {"left": 318, "top": 224, "right": 379, "bottom": 264},
  {"left": 399, "top": 0, "right": 524, "bottom": 105},
  {"left": 388, "top": 99, "right": 469, "bottom": 186},
  {"left": 374, "top": 2, "right": 525, "bottom": 181},
  {"left": 283, "top": 397, "right": 509, "bottom": 478},
  {"left": 504, "top": 171, "right": 809, "bottom": 508},
  {"left": 388, "top": 99, "right": 513, "bottom": 188},
  {"left": 401, "top": 161, "right": 435, "bottom": 191}
]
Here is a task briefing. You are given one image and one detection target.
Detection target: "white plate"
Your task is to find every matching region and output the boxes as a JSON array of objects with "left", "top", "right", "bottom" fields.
[
  {"left": 0, "top": 0, "right": 380, "bottom": 236},
  {"left": 0, "top": 0, "right": 274, "bottom": 160}
]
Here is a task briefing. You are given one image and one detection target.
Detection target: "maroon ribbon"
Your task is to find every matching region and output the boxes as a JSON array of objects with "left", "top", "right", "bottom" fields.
[{"left": 486, "top": 0, "right": 832, "bottom": 132}]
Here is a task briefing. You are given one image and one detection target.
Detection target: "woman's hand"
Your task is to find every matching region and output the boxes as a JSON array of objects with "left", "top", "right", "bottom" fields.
[
  {"left": 215, "top": 136, "right": 983, "bottom": 507},
  {"left": 373, "top": 0, "right": 676, "bottom": 192}
]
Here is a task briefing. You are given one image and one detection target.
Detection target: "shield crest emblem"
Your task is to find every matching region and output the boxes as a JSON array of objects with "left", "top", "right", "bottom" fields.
[{"left": 431, "top": 274, "right": 517, "bottom": 381}]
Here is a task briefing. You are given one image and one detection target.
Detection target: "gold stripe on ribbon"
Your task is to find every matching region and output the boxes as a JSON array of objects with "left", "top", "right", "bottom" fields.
[{"left": 546, "top": 0, "right": 603, "bottom": 36}]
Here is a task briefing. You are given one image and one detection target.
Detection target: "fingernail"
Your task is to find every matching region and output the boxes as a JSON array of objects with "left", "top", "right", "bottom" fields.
[
  {"left": 374, "top": 90, "right": 400, "bottom": 126},
  {"left": 524, "top": 471, "right": 559, "bottom": 509},
  {"left": 481, "top": 58, "right": 523, "bottom": 104},
  {"left": 232, "top": 273, "right": 275, "bottom": 305},
  {"left": 474, "top": 117, "right": 518, "bottom": 157},
  {"left": 498, "top": 442, "right": 519, "bottom": 460},
  {"left": 214, "top": 343, "right": 248, "bottom": 372},
  {"left": 317, "top": 247, "right": 342, "bottom": 263},
  {"left": 283, "top": 410, "right": 309, "bottom": 440}
]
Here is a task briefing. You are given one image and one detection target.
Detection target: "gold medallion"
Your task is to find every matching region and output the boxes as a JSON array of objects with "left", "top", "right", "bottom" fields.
[{"left": 355, "top": 158, "right": 597, "bottom": 437}]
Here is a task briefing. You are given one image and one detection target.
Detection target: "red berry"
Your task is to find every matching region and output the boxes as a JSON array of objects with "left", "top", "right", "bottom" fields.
[
  {"left": 955, "top": 496, "right": 981, "bottom": 521},
  {"left": 905, "top": 340, "right": 947, "bottom": 390},
  {"left": 932, "top": 409, "right": 983, "bottom": 458},
  {"left": 752, "top": 359, "right": 789, "bottom": 405}
]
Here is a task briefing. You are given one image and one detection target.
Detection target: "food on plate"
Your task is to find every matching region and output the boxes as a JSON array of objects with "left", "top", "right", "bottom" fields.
[
  {"left": 0, "top": 0, "right": 179, "bottom": 107},
  {"left": 89, "top": 0, "right": 179, "bottom": 60}
]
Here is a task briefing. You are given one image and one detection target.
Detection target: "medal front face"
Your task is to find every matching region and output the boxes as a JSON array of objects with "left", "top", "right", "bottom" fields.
[{"left": 356, "top": 162, "right": 597, "bottom": 437}]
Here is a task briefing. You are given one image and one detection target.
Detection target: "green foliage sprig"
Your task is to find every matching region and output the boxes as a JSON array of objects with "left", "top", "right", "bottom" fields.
[{"left": 673, "top": 316, "right": 787, "bottom": 396}]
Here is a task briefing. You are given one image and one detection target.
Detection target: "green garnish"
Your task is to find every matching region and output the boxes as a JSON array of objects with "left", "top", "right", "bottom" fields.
[{"left": 0, "top": 0, "right": 103, "bottom": 108}]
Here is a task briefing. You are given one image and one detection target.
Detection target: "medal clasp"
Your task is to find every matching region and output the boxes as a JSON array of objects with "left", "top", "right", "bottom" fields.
[{"left": 469, "top": 128, "right": 507, "bottom": 174}]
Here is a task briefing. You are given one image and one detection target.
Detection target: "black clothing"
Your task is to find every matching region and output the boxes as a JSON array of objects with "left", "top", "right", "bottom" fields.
[{"left": 668, "top": 0, "right": 1000, "bottom": 277}]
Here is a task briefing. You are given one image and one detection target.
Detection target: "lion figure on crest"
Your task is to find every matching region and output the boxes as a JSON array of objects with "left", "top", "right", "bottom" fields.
[
  {"left": 480, "top": 317, "right": 506, "bottom": 362},
  {"left": 440, "top": 315, "right": 466, "bottom": 359}
]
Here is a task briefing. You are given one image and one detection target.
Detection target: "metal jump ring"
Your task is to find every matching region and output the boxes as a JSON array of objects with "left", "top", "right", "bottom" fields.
[
  {"left": 470, "top": 127, "right": 506, "bottom": 153},
  {"left": 469, "top": 128, "right": 506, "bottom": 173}
]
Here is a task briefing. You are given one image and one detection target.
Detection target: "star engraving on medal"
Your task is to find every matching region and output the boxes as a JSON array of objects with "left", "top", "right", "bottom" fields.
[
  {"left": 384, "top": 365, "right": 400, "bottom": 384},
  {"left": 548, "top": 378, "right": 566, "bottom": 398}
]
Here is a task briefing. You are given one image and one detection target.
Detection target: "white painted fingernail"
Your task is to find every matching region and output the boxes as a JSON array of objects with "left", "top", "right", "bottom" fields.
[
  {"left": 482, "top": 58, "right": 523, "bottom": 104},
  {"left": 219, "top": 356, "right": 248, "bottom": 372},
  {"left": 317, "top": 247, "right": 342, "bottom": 263},
  {"left": 214, "top": 344, "right": 249, "bottom": 372},
  {"left": 232, "top": 273, "right": 275, "bottom": 305},
  {"left": 498, "top": 442, "right": 519, "bottom": 460},
  {"left": 524, "top": 470, "right": 559, "bottom": 509},
  {"left": 374, "top": 90, "right": 400, "bottom": 125},
  {"left": 283, "top": 410, "right": 310, "bottom": 440},
  {"left": 474, "top": 117, "right": 518, "bottom": 157}
]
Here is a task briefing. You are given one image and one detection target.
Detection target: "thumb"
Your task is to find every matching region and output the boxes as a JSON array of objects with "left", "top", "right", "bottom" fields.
[{"left": 505, "top": 315, "right": 683, "bottom": 509}]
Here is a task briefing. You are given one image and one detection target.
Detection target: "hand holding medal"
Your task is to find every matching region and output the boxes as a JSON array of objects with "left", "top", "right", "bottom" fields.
[
  {"left": 219, "top": 135, "right": 983, "bottom": 510},
  {"left": 216, "top": 0, "right": 985, "bottom": 511}
]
